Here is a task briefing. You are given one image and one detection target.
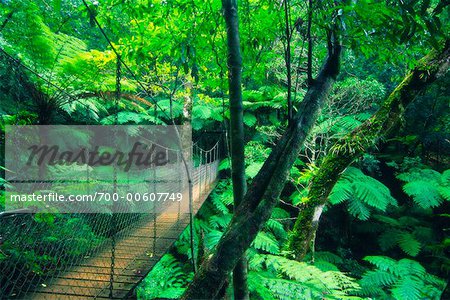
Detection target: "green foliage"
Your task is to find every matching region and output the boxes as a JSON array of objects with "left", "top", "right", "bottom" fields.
[
  {"left": 1, "top": 0, "right": 448, "bottom": 299},
  {"left": 397, "top": 166, "right": 449, "bottom": 209},
  {"left": 330, "top": 167, "right": 397, "bottom": 220},
  {"left": 252, "top": 232, "right": 280, "bottom": 254},
  {"left": 374, "top": 214, "right": 436, "bottom": 257},
  {"left": 136, "top": 254, "right": 191, "bottom": 299},
  {"left": 247, "top": 254, "right": 362, "bottom": 300},
  {"left": 359, "top": 256, "right": 445, "bottom": 299}
]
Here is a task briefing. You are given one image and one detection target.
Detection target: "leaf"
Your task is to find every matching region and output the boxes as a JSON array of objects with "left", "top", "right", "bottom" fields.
[
  {"left": 219, "top": 158, "right": 230, "bottom": 171},
  {"left": 348, "top": 197, "right": 371, "bottom": 220},
  {"left": 246, "top": 162, "right": 264, "bottom": 179},
  {"left": 397, "top": 232, "right": 421, "bottom": 257},
  {"left": 193, "top": 105, "right": 212, "bottom": 119},
  {"left": 391, "top": 277, "right": 422, "bottom": 300},
  {"left": 402, "top": 180, "right": 442, "bottom": 208},
  {"left": 243, "top": 112, "right": 257, "bottom": 127},
  {"left": 364, "top": 256, "right": 397, "bottom": 272},
  {"left": 252, "top": 232, "right": 279, "bottom": 254}
]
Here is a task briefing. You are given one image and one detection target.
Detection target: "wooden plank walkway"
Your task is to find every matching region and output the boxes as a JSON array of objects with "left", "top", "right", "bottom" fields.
[{"left": 21, "top": 177, "right": 217, "bottom": 299}]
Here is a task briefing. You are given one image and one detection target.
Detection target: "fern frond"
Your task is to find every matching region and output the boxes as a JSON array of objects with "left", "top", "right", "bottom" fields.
[
  {"left": 391, "top": 277, "right": 423, "bottom": 300},
  {"left": 330, "top": 167, "right": 397, "bottom": 220},
  {"left": 204, "top": 229, "right": 223, "bottom": 250},
  {"left": 246, "top": 162, "right": 264, "bottom": 179},
  {"left": 348, "top": 197, "right": 371, "bottom": 220},
  {"left": 329, "top": 181, "right": 353, "bottom": 204},
  {"left": 364, "top": 256, "right": 397, "bottom": 272},
  {"left": 209, "top": 214, "right": 232, "bottom": 229},
  {"left": 378, "top": 229, "right": 402, "bottom": 251},
  {"left": 402, "top": 180, "right": 442, "bottom": 208},
  {"left": 252, "top": 232, "right": 280, "bottom": 254},
  {"left": 243, "top": 112, "right": 257, "bottom": 127},
  {"left": 192, "top": 105, "right": 212, "bottom": 120},
  {"left": 397, "top": 232, "right": 421, "bottom": 257},
  {"left": 314, "top": 251, "right": 344, "bottom": 265},
  {"left": 395, "top": 259, "right": 426, "bottom": 277},
  {"left": 265, "top": 218, "right": 287, "bottom": 240}
]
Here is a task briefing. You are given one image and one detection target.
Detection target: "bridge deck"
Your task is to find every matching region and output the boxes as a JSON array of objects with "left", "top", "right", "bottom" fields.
[{"left": 22, "top": 180, "right": 216, "bottom": 299}]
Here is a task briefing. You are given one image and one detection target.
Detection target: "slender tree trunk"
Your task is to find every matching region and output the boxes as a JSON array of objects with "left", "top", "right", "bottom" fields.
[
  {"left": 221, "top": 1, "right": 249, "bottom": 299},
  {"left": 287, "top": 42, "right": 450, "bottom": 260},
  {"left": 284, "top": 0, "right": 293, "bottom": 125},
  {"left": 182, "top": 78, "right": 193, "bottom": 163},
  {"left": 306, "top": 0, "right": 313, "bottom": 86},
  {"left": 181, "top": 32, "right": 341, "bottom": 299}
]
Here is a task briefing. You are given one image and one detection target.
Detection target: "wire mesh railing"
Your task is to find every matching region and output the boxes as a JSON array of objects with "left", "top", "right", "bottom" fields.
[{"left": 0, "top": 141, "right": 220, "bottom": 299}]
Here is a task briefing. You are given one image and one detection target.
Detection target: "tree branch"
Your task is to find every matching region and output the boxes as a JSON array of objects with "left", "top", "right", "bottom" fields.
[
  {"left": 181, "top": 31, "right": 341, "bottom": 299},
  {"left": 287, "top": 41, "right": 450, "bottom": 260}
]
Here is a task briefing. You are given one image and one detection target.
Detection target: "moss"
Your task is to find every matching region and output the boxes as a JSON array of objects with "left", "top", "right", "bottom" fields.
[{"left": 287, "top": 43, "right": 449, "bottom": 260}]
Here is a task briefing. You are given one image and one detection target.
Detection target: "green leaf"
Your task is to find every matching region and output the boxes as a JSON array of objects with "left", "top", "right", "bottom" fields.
[
  {"left": 397, "top": 232, "right": 421, "bottom": 257},
  {"left": 246, "top": 162, "right": 264, "bottom": 179},
  {"left": 243, "top": 112, "right": 257, "bottom": 127},
  {"left": 252, "top": 232, "right": 279, "bottom": 254}
]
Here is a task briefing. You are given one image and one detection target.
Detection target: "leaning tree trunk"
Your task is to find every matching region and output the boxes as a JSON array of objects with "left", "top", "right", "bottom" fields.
[
  {"left": 222, "top": 0, "right": 250, "bottom": 299},
  {"left": 287, "top": 41, "right": 450, "bottom": 260},
  {"left": 181, "top": 30, "right": 341, "bottom": 298}
]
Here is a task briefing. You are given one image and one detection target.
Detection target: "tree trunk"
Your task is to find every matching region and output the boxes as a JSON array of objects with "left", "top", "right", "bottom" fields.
[
  {"left": 287, "top": 41, "right": 450, "bottom": 260},
  {"left": 181, "top": 32, "right": 341, "bottom": 299},
  {"left": 284, "top": 0, "right": 293, "bottom": 125},
  {"left": 221, "top": 0, "right": 250, "bottom": 299},
  {"left": 306, "top": 0, "right": 313, "bottom": 86}
]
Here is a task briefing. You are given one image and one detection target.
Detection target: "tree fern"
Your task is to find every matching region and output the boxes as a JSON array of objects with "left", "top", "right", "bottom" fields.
[
  {"left": 397, "top": 167, "right": 449, "bottom": 209},
  {"left": 257, "top": 255, "right": 362, "bottom": 299},
  {"left": 330, "top": 167, "right": 397, "bottom": 220}
]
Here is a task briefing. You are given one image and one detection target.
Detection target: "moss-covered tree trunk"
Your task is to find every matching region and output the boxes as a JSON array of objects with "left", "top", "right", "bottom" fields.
[
  {"left": 222, "top": 0, "right": 250, "bottom": 299},
  {"left": 181, "top": 30, "right": 341, "bottom": 299},
  {"left": 287, "top": 41, "right": 450, "bottom": 260}
]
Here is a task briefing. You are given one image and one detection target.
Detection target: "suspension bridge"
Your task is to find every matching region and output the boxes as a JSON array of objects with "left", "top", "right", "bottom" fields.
[
  {"left": 0, "top": 140, "right": 222, "bottom": 299},
  {"left": 0, "top": 1, "right": 230, "bottom": 297}
]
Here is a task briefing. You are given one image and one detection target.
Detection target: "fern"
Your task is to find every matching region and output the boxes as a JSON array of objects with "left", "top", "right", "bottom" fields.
[
  {"left": 257, "top": 255, "right": 362, "bottom": 299},
  {"left": 243, "top": 112, "right": 257, "bottom": 127},
  {"left": 192, "top": 104, "right": 212, "bottom": 119},
  {"left": 252, "top": 232, "right": 280, "bottom": 254},
  {"left": 439, "top": 170, "right": 450, "bottom": 200},
  {"left": 347, "top": 197, "right": 372, "bottom": 220},
  {"left": 157, "top": 99, "right": 184, "bottom": 118},
  {"left": 330, "top": 167, "right": 397, "bottom": 220},
  {"left": 136, "top": 254, "right": 189, "bottom": 299},
  {"left": 360, "top": 256, "right": 445, "bottom": 299},
  {"left": 397, "top": 167, "right": 449, "bottom": 209},
  {"left": 246, "top": 161, "right": 264, "bottom": 179},
  {"left": 265, "top": 218, "right": 287, "bottom": 240},
  {"left": 397, "top": 232, "right": 421, "bottom": 257},
  {"left": 204, "top": 229, "right": 223, "bottom": 250},
  {"left": 391, "top": 277, "right": 423, "bottom": 300},
  {"left": 375, "top": 215, "right": 428, "bottom": 257}
]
